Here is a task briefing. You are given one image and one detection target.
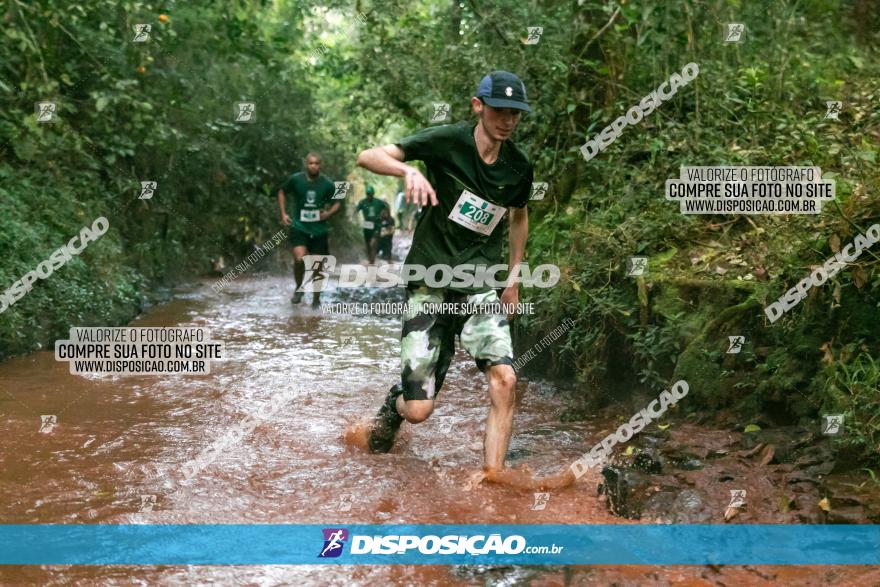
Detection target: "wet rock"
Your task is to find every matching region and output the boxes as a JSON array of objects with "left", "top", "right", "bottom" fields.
[
  {"left": 680, "top": 456, "right": 704, "bottom": 470},
  {"left": 633, "top": 450, "right": 663, "bottom": 474},
  {"left": 671, "top": 489, "right": 712, "bottom": 523},
  {"left": 639, "top": 433, "right": 670, "bottom": 447},
  {"left": 673, "top": 489, "right": 702, "bottom": 511},
  {"left": 817, "top": 479, "right": 879, "bottom": 524},
  {"left": 608, "top": 445, "right": 661, "bottom": 473},
  {"left": 599, "top": 466, "right": 650, "bottom": 519},
  {"left": 662, "top": 450, "right": 704, "bottom": 471},
  {"left": 643, "top": 490, "right": 677, "bottom": 516},
  {"left": 641, "top": 488, "right": 713, "bottom": 523},
  {"left": 787, "top": 476, "right": 820, "bottom": 488},
  {"left": 824, "top": 507, "right": 869, "bottom": 524},
  {"left": 683, "top": 445, "right": 711, "bottom": 459},
  {"left": 737, "top": 426, "right": 807, "bottom": 463},
  {"left": 789, "top": 494, "right": 826, "bottom": 523},
  {"left": 706, "top": 448, "right": 730, "bottom": 459},
  {"left": 794, "top": 443, "right": 834, "bottom": 466},
  {"left": 792, "top": 444, "right": 836, "bottom": 478}
]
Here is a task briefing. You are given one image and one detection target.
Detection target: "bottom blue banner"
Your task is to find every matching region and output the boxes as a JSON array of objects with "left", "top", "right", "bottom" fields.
[{"left": 1, "top": 524, "right": 878, "bottom": 565}]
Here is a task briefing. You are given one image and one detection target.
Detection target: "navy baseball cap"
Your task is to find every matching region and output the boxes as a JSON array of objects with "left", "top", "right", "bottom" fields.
[{"left": 476, "top": 71, "right": 531, "bottom": 113}]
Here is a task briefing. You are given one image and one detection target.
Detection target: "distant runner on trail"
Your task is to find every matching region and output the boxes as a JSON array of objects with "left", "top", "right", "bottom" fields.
[
  {"left": 278, "top": 152, "right": 341, "bottom": 305},
  {"left": 356, "top": 70, "right": 534, "bottom": 474},
  {"left": 355, "top": 184, "right": 387, "bottom": 265},
  {"left": 377, "top": 206, "right": 395, "bottom": 262}
]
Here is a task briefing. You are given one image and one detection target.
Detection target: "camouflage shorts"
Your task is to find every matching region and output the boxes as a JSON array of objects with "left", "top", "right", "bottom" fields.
[{"left": 400, "top": 286, "right": 514, "bottom": 401}]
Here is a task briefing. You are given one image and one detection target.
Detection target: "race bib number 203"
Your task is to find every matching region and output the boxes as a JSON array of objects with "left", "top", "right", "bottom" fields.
[{"left": 448, "top": 190, "right": 506, "bottom": 236}]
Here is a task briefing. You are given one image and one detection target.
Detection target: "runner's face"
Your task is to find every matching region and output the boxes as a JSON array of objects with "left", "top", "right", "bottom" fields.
[
  {"left": 474, "top": 99, "right": 522, "bottom": 141},
  {"left": 306, "top": 157, "right": 321, "bottom": 176}
]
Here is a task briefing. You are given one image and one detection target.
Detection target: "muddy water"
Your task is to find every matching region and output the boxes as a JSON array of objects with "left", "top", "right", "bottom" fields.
[{"left": 1, "top": 264, "right": 878, "bottom": 585}]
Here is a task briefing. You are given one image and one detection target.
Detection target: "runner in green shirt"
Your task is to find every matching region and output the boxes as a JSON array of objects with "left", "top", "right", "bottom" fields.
[
  {"left": 355, "top": 71, "right": 534, "bottom": 476},
  {"left": 277, "top": 152, "right": 341, "bottom": 305},
  {"left": 355, "top": 184, "right": 388, "bottom": 264}
]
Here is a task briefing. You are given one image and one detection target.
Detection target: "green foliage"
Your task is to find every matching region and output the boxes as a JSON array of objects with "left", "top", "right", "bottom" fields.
[
  {"left": 817, "top": 352, "right": 880, "bottom": 458},
  {"left": 627, "top": 313, "right": 684, "bottom": 391},
  {"left": 0, "top": 0, "right": 350, "bottom": 357}
]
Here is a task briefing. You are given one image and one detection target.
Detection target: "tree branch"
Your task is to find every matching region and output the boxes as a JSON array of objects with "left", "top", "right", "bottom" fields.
[{"left": 575, "top": 7, "right": 620, "bottom": 63}]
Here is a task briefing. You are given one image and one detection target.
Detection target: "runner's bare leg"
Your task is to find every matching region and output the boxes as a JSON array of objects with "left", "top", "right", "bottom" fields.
[{"left": 484, "top": 364, "right": 516, "bottom": 471}]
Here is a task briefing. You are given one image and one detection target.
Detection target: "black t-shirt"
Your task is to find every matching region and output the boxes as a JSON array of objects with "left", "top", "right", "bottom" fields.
[{"left": 396, "top": 122, "right": 533, "bottom": 292}]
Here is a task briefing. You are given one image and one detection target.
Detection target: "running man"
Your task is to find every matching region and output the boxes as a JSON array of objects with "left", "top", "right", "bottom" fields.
[
  {"left": 355, "top": 184, "right": 387, "bottom": 264},
  {"left": 320, "top": 529, "right": 346, "bottom": 557},
  {"left": 355, "top": 71, "right": 533, "bottom": 474},
  {"left": 377, "top": 206, "right": 395, "bottom": 262},
  {"left": 278, "top": 152, "right": 341, "bottom": 305}
]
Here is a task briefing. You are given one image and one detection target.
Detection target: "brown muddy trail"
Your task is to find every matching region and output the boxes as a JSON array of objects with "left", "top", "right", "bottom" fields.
[{"left": 1, "top": 262, "right": 878, "bottom": 585}]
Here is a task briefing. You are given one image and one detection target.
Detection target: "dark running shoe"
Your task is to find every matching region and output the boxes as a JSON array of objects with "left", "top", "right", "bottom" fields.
[
  {"left": 368, "top": 384, "right": 405, "bottom": 454},
  {"left": 290, "top": 291, "right": 304, "bottom": 304}
]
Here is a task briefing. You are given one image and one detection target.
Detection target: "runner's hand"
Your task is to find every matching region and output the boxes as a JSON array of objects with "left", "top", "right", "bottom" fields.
[
  {"left": 404, "top": 168, "right": 438, "bottom": 207},
  {"left": 281, "top": 213, "right": 292, "bottom": 226},
  {"left": 500, "top": 286, "right": 519, "bottom": 322}
]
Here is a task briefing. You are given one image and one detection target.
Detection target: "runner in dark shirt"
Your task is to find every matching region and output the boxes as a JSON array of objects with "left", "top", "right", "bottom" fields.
[
  {"left": 356, "top": 185, "right": 388, "bottom": 264},
  {"left": 356, "top": 71, "right": 533, "bottom": 474},
  {"left": 278, "top": 152, "right": 341, "bottom": 306}
]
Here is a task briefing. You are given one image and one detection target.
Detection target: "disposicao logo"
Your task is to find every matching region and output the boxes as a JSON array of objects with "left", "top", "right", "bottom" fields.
[
  {"left": 318, "top": 528, "right": 349, "bottom": 558},
  {"left": 316, "top": 530, "right": 562, "bottom": 557},
  {"left": 349, "top": 533, "right": 528, "bottom": 555}
]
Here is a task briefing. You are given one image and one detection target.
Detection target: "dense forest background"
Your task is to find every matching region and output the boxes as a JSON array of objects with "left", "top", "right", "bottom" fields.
[{"left": 1, "top": 1, "right": 879, "bottom": 464}]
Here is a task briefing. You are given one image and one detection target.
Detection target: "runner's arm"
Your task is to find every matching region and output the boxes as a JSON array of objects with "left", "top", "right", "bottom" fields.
[
  {"left": 278, "top": 190, "right": 291, "bottom": 225},
  {"left": 507, "top": 206, "right": 528, "bottom": 285},
  {"left": 501, "top": 206, "right": 529, "bottom": 319},
  {"left": 320, "top": 202, "right": 341, "bottom": 221},
  {"left": 356, "top": 145, "right": 438, "bottom": 207}
]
